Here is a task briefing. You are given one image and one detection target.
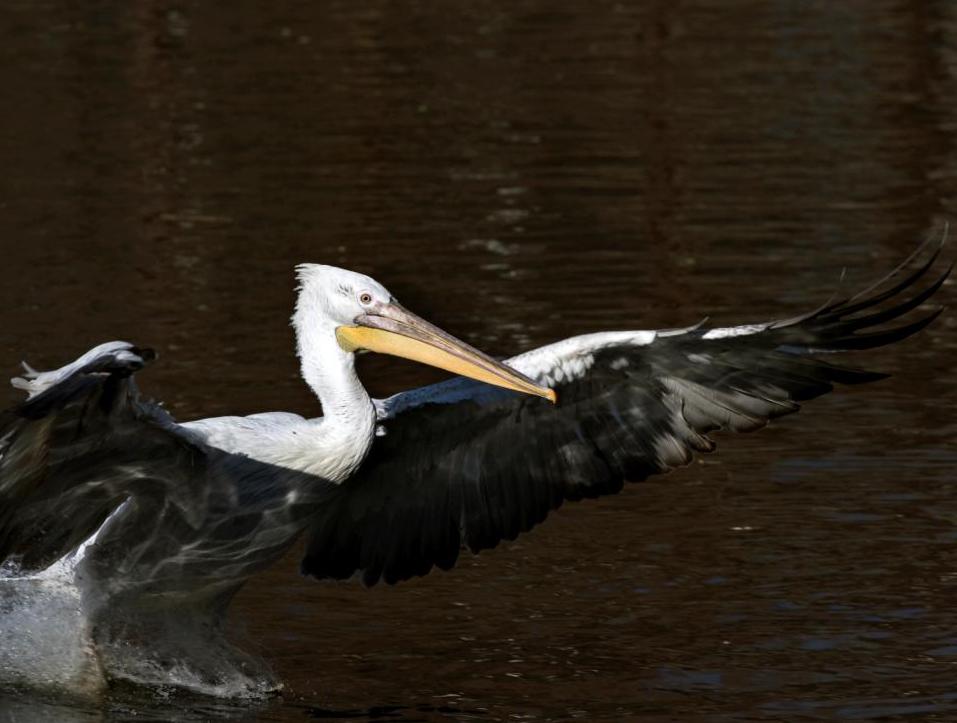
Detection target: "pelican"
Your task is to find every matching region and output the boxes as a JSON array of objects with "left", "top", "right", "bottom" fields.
[{"left": 0, "top": 239, "right": 949, "bottom": 696}]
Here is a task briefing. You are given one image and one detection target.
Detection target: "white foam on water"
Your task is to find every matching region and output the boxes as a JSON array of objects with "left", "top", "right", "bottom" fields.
[
  {"left": 0, "top": 547, "right": 280, "bottom": 702},
  {"left": 0, "top": 564, "right": 105, "bottom": 700}
]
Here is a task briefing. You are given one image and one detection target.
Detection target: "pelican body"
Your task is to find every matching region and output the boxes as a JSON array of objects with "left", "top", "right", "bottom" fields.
[{"left": 0, "top": 241, "right": 948, "bottom": 696}]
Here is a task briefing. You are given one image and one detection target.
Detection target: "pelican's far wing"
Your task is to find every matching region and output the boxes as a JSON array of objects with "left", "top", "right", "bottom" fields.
[
  {"left": 0, "top": 342, "right": 205, "bottom": 571},
  {"left": 302, "top": 240, "right": 950, "bottom": 586}
]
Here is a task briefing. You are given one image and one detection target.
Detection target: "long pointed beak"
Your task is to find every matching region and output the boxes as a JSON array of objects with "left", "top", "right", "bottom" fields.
[{"left": 335, "top": 302, "right": 557, "bottom": 403}]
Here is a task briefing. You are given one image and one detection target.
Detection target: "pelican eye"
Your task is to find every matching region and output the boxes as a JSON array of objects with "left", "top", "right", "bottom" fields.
[{"left": 359, "top": 292, "right": 373, "bottom": 305}]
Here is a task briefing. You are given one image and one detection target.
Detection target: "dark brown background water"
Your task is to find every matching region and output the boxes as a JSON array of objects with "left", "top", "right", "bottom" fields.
[{"left": 0, "top": 1, "right": 956, "bottom": 721}]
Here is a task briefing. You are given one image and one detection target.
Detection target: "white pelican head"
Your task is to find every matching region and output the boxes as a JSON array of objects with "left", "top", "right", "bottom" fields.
[{"left": 293, "top": 264, "right": 556, "bottom": 402}]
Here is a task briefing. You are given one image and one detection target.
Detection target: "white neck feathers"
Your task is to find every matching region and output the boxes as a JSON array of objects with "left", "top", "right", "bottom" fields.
[{"left": 290, "top": 296, "right": 377, "bottom": 481}]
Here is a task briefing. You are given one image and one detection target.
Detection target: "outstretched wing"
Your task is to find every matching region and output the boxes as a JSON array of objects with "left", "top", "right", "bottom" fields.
[
  {"left": 2, "top": 340, "right": 343, "bottom": 600},
  {"left": 0, "top": 341, "right": 329, "bottom": 600},
  {"left": 0, "top": 342, "right": 203, "bottom": 570},
  {"left": 302, "top": 241, "right": 950, "bottom": 586}
]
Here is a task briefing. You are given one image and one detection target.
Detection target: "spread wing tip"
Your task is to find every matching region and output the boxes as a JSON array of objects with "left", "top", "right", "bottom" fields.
[{"left": 9, "top": 342, "right": 156, "bottom": 421}]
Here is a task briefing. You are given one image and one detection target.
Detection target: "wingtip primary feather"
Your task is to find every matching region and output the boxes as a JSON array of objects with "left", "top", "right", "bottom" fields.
[{"left": 843, "top": 230, "right": 944, "bottom": 308}]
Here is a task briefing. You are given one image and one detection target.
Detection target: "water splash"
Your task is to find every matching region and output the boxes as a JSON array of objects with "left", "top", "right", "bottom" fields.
[
  {"left": 0, "top": 554, "right": 280, "bottom": 701},
  {"left": 0, "top": 564, "right": 104, "bottom": 699}
]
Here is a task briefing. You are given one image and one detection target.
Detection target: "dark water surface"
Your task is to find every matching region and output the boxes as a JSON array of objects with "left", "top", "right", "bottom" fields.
[{"left": 1, "top": 1, "right": 956, "bottom": 720}]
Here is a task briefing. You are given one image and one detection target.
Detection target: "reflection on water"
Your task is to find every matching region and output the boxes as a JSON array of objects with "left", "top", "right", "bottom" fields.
[{"left": 1, "top": 0, "right": 956, "bottom": 720}]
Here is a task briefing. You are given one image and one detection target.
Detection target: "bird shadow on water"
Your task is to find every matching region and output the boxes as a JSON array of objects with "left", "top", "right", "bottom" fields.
[
  {"left": 0, "top": 684, "right": 277, "bottom": 723},
  {"left": 301, "top": 702, "right": 483, "bottom": 721},
  {"left": 0, "top": 685, "right": 483, "bottom": 723}
]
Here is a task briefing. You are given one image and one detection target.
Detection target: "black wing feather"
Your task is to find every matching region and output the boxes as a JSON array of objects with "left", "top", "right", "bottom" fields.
[
  {"left": 0, "top": 344, "right": 322, "bottom": 596},
  {"left": 0, "top": 344, "right": 183, "bottom": 568}
]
